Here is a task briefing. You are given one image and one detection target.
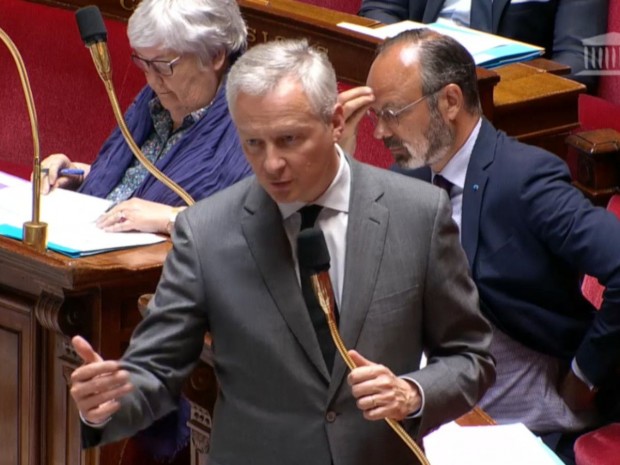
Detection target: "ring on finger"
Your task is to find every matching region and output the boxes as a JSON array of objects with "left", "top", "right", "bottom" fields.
[{"left": 117, "top": 210, "right": 125, "bottom": 221}]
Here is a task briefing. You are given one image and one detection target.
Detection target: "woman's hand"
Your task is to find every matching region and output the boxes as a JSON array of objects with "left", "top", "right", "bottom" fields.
[
  {"left": 96, "top": 198, "right": 184, "bottom": 234},
  {"left": 36, "top": 153, "right": 90, "bottom": 194}
]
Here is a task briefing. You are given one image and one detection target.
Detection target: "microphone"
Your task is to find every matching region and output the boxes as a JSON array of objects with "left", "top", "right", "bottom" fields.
[
  {"left": 297, "top": 228, "right": 338, "bottom": 327},
  {"left": 76, "top": 6, "right": 111, "bottom": 83},
  {"left": 0, "top": 27, "right": 47, "bottom": 252},
  {"left": 298, "top": 227, "right": 430, "bottom": 465},
  {"left": 75, "top": 6, "right": 195, "bottom": 206}
]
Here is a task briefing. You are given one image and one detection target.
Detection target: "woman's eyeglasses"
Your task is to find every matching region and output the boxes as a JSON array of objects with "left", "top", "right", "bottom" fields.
[{"left": 130, "top": 54, "right": 181, "bottom": 76}]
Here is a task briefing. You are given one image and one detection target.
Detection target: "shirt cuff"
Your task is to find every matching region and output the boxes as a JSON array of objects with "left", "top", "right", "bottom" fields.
[
  {"left": 79, "top": 411, "right": 111, "bottom": 429},
  {"left": 400, "top": 376, "right": 426, "bottom": 418},
  {"left": 571, "top": 358, "right": 595, "bottom": 390}
]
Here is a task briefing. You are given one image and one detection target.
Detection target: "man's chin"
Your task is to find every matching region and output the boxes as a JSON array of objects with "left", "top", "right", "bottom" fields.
[{"left": 392, "top": 151, "right": 424, "bottom": 170}]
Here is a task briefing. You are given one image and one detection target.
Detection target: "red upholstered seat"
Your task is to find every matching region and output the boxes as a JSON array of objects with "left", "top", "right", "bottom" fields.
[
  {"left": 598, "top": 0, "right": 620, "bottom": 106},
  {"left": 577, "top": 194, "right": 620, "bottom": 465},
  {"left": 581, "top": 195, "right": 620, "bottom": 310},
  {"left": 0, "top": 0, "right": 144, "bottom": 173},
  {"left": 574, "top": 423, "right": 620, "bottom": 465},
  {"left": 296, "top": 0, "right": 361, "bottom": 15}
]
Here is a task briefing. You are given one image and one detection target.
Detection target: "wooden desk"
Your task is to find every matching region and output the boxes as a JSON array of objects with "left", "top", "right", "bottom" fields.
[{"left": 0, "top": 235, "right": 170, "bottom": 465}]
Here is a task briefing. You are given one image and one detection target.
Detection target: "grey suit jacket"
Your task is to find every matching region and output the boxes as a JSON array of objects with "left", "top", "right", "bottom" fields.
[{"left": 88, "top": 160, "right": 494, "bottom": 465}]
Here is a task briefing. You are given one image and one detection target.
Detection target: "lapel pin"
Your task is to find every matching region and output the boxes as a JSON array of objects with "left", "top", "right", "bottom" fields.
[{"left": 472, "top": 184, "right": 479, "bottom": 191}]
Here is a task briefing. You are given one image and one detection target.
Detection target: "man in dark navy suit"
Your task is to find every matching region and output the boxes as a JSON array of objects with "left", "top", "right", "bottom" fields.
[
  {"left": 359, "top": 0, "right": 608, "bottom": 91},
  {"left": 340, "top": 28, "right": 620, "bottom": 464}
]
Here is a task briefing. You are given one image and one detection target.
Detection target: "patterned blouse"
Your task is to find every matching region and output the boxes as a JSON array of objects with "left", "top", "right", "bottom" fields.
[{"left": 106, "top": 97, "right": 212, "bottom": 203}]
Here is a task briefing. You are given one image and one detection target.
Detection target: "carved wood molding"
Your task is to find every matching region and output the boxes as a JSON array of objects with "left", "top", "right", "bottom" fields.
[
  {"left": 33, "top": 290, "right": 65, "bottom": 333},
  {"left": 188, "top": 402, "right": 212, "bottom": 456}
]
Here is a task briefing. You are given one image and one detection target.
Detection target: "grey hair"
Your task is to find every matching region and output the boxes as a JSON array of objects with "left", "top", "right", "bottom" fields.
[
  {"left": 226, "top": 39, "right": 337, "bottom": 123},
  {"left": 127, "top": 0, "right": 247, "bottom": 65}
]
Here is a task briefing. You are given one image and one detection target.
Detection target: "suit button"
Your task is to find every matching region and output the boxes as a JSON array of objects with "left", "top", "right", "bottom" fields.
[{"left": 326, "top": 411, "right": 337, "bottom": 423}]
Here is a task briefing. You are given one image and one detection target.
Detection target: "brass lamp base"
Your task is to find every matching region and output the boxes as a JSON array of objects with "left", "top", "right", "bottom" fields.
[{"left": 23, "top": 221, "right": 48, "bottom": 253}]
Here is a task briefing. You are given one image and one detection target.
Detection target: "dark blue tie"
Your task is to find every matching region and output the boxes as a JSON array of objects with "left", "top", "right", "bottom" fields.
[
  {"left": 297, "top": 205, "right": 335, "bottom": 373},
  {"left": 470, "top": 0, "right": 493, "bottom": 32},
  {"left": 433, "top": 174, "right": 454, "bottom": 198}
]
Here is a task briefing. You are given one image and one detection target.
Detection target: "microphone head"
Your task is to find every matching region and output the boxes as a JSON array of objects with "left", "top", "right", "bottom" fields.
[
  {"left": 76, "top": 6, "right": 108, "bottom": 45},
  {"left": 298, "top": 228, "right": 330, "bottom": 273}
]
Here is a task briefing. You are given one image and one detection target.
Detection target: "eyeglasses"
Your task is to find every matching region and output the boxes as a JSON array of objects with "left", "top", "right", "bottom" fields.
[
  {"left": 367, "top": 90, "right": 439, "bottom": 127},
  {"left": 130, "top": 54, "right": 182, "bottom": 76}
]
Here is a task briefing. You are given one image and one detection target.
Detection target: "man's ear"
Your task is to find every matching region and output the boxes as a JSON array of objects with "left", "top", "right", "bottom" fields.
[
  {"left": 331, "top": 102, "right": 346, "bottom": 142},
  {"left": 442, "top": 83, "right": 464, "bottom": 121}
]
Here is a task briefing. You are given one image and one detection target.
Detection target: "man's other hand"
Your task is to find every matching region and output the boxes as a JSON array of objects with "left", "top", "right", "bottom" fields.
[{"left": 70, "top": 335, "right": 134, "bottom": 425}]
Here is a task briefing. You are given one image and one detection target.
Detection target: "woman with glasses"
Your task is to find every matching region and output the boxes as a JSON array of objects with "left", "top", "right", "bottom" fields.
[{"left": 39, "top": 0, "right": 251, "bottom": 235}]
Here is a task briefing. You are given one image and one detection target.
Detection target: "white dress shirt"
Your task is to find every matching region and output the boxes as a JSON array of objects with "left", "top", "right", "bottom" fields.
[{"left": 279, "top": 145, "right": 350, "bottom": 307}]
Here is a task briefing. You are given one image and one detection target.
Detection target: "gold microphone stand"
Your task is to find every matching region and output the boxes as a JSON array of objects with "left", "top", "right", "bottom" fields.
[
  {"left": 0, "top": 27, "right": 48, "bottom": 252},
  {"left": 310, "top": 273, "right": 432, "bottom": 465},
  {"left": 86, "top": 41, "right": 195, "bottom": 206}
]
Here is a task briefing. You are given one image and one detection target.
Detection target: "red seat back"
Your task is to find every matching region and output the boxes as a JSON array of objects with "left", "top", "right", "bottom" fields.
[
  {"left": 0, "top": 0, "right": 144, "bottom": 172},
  {"left": 581, "top": 195, "right": 620, "bottom": 309},
  {"left": 598, "top": 1, "right": 620, "bottom": 105}
]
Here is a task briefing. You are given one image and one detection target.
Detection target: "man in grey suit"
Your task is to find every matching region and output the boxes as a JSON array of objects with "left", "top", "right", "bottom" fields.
[{"left": 70, "top": 39, "right": 495, "bottom": 465}]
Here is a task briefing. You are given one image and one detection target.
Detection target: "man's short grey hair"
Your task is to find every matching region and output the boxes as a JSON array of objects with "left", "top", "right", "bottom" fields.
[
  {"left": 127, "top": 0, "right": 247, "bottom": 65},
  {"left": 226, "top": 39, "right": 338, "bottom": 123}
]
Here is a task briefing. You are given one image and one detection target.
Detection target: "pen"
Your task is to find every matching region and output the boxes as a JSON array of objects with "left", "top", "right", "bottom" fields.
[{"left": 59, "top": 168, "right": 85, "bottom": 176}]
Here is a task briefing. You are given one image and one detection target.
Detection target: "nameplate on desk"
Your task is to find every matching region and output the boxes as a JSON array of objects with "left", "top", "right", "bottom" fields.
[
  {"left": 0, "top": 175, "right": 165, "bottom": 257},
  {"left": 339, "top": 19, "right": 544, "bottom": 69}
]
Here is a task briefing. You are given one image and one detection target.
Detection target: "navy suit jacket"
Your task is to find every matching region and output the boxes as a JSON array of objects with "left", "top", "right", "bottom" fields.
[
  {"left": 359, "top": 0, "right": 608, "bottom": 90},
  {"left": 400, "top": 120, "right": 620, "bottom": 397}
]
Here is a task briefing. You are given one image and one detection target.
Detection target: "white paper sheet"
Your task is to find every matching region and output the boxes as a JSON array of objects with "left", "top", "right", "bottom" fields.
[
  {"left": 423, "top": 422, "right": 565, "bottom": 465},
  {"left": 0, "top": 180, "right": 165, "bottom": 256}
]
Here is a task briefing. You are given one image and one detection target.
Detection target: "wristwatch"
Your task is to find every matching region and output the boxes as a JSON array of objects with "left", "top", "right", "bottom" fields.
[{"left": 166, "top": 207, "right": 184, "bottom": 235}]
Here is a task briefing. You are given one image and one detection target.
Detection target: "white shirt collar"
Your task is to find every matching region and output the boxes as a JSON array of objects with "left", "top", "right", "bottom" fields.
[
  {"left": 278, "top": 144, "right": 351, "bottom": 220},
  {"left": 434, "top": 118, "right": 482, "bottom": 189}
]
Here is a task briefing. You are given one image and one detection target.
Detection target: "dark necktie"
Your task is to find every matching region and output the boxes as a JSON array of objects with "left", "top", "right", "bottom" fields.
[
  {"left": 470, "top": 0, "right": 492, "bottom": 32},
  {"left": 433, "top": 174, "right": 454, "bottom": 198},
  {"left": 297, "top": 205, "right": 336, "bottom": 373}
]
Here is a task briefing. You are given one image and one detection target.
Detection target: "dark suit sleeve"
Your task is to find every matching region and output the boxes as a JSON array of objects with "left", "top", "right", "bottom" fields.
[
  {"left": 407, "top": 191, "right": 495, "bottom": 435},
  {"left": 519, "top": 153, "right": 620, "bottom": 387},
  {"left": 552, "top": 0, "right": 608, "bottom": 91},
  {"left": 359, "top": 0, "right": 415, "bottom": 23}
]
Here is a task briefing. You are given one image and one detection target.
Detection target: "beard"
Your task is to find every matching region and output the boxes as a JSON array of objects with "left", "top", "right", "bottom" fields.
[{"left": 390, "top": 104, "right": 455, "bottom": 170}]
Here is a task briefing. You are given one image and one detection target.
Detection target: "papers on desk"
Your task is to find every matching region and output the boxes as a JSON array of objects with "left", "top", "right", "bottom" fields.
[
  {"left": 339, "top": 19, "right": 544, "bottom": 68},
  {"left": 423, "top": 422, "right": 565, "bottom": 465},
  {"left": 0, "top": 178, "right": 165, "bottom": 257}
]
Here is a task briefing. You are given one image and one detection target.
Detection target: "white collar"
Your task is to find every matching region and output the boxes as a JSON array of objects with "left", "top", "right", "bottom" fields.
[{"left": 278, "top": 144, "right": 351, "bottom": 220}]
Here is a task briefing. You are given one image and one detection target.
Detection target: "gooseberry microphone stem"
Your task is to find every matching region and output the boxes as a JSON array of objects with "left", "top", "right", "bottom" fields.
[{"left": 0, "top": 27, "right": 48, "bottom": 252}]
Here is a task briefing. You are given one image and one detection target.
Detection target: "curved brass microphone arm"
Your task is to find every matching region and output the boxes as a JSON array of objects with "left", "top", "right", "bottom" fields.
[
  {"left": 87, "top": 43, "right": 195, "bottom": 207},
  {"left": 310, "top": 274, "right": 432, "bottom": 465},
  {"left": 0, "top": 27, "right": 48, "bottom": 252}
]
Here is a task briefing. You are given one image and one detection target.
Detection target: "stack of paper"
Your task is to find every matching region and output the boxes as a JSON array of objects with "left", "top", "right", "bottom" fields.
[
  {"left": 339, "top": 19, "right": 544, "bottom": 68},
  {"left": 0, "top": 173, "right": 165, "bottom": 257},
  {"left": 423, "top": 422, "right": 565, "bottom": 465}
]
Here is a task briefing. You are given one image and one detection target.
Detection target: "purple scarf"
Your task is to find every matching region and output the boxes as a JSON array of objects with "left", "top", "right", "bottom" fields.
[{"left": 79, "top": 81, "right": 251, "bottom": 206}]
